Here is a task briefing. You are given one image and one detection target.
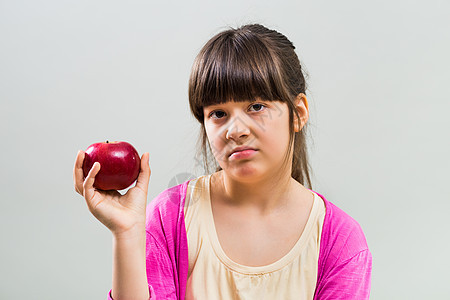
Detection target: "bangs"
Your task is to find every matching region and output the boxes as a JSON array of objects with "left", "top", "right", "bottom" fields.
[{"left": 189, "top": 30, "right": 288, "bottom": 121}]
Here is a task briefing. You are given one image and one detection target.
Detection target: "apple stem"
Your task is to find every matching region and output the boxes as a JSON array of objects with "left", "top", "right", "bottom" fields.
[{"left": 106, "top": 140, "right": 109, "bottom": 143}]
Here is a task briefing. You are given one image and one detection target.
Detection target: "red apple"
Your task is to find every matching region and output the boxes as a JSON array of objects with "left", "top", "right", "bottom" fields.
[{"left": 82, "top": 141, "right": 141, "bottom": 191}]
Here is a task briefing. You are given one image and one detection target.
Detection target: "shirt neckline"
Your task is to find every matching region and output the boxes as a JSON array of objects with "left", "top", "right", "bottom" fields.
[{"left": 202, "top": 173, "right": 320, "bottom": 275}]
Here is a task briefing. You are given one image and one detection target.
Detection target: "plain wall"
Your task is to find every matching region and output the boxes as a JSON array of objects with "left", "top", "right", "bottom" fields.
[{"left": 1, "top": 0, "right": 449, "bottom": 298}]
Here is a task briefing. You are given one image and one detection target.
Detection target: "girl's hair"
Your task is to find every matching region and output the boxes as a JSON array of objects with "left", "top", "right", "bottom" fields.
[{"left": 188, "top": 24, "right": 313, "bottom": 189}]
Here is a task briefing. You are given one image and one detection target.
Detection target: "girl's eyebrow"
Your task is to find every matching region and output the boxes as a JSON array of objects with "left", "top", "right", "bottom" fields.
[{"left": 205, "top": 99, "right": 261, "bottom": 109}]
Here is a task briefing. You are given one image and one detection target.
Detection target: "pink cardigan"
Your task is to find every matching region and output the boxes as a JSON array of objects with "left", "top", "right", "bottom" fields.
[{"left": 109, "top": 179, "right": 372, "bottom": 299}]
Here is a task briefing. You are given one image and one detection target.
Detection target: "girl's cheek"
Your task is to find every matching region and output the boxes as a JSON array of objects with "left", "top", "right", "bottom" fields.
[{"left": 208, "top": 133, "right": 223, "bottom": 153}]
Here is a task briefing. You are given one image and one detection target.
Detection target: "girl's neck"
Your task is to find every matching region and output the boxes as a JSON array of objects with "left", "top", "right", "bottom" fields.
[{"left": 211, "top": 169, "right": 302, "bottom": 216}]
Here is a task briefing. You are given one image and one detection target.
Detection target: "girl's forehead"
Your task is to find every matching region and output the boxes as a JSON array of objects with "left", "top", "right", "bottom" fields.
[{"left": 204, "top": 99, "right": 253, "bottom": 107}]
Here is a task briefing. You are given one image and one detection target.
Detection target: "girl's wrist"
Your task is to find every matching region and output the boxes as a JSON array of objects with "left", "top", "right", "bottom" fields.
[{"left": 112, "top": 222, "right": 146, "bottom": 241}]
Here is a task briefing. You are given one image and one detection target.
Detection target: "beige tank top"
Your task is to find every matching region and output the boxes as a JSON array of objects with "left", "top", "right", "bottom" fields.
[{"left": 184, "top": 174, "right": 326, "bottom": 300}]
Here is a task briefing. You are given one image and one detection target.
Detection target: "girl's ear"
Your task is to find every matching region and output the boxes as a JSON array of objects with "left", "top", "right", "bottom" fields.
[{"left": 294, "top": 93, "right": 309, "bottom": 132}]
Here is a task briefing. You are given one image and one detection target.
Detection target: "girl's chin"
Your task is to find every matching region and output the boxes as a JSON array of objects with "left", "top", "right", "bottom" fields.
[{"left": 223, "top": 165, "right": 267, "bottom": 180}]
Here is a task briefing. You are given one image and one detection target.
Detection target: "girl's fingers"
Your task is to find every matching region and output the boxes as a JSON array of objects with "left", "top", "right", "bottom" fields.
[
  {"left": 135, "top": 152, "right": 151, "bottom": 193},
  {"left": 83, "top": 162, "right": 101, "bottom": 201},
  {"left": 73, "top": 150, "right": 86, "bottom": 195}
]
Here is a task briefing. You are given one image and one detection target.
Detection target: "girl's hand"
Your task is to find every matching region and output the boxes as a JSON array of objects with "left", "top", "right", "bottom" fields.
[{"left": 73, "top": 150, "right": 151, "bottom": 237}]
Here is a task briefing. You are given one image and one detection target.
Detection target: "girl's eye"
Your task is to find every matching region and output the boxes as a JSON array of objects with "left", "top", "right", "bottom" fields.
[
  {"left": 208, "top": 103, "right": 266, "bottom": 119},
  {"left": 209, "top": 110, "right": 226, "bottom": 119},
  {"left": 249, "top": 103, "right": 265, "bottom": 112}
]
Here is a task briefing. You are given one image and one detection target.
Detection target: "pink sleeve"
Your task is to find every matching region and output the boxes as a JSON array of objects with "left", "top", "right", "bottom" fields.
[
  {"left": 143, "top": 182, "right": 189, "bottom": 299},
  {"left": 143, "top": 232, "right": 179, "bottom": 298},
  {"left": 314, "top": 249, "right": 372, "bottom": 299}
]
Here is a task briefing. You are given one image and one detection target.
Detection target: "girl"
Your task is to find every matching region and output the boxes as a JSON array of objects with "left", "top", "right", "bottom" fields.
[{"left": 73, "top": 24, "right": 372, "bottom": 299}]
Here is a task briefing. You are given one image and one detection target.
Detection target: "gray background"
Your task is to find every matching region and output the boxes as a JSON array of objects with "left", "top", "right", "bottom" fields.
[{"left": 1, "top": 0, "right": 449, "bottom": 299}]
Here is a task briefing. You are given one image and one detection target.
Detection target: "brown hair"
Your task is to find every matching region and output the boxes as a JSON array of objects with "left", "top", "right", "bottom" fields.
[{"left": 188, "top": 24, "right": 313, "bottom": 189}]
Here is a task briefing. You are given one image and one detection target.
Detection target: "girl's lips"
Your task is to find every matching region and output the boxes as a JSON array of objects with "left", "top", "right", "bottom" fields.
[
  {"left": 228, "top": 146, "right": 257, "bottom": 157},
  {"left": 229, "top": 149, "right": 258, "bottom": 160}
]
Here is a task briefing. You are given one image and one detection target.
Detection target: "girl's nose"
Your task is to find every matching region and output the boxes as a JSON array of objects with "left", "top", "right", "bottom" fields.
[{"left": 225, "top": 115, "right": 251, "bottom": 140}]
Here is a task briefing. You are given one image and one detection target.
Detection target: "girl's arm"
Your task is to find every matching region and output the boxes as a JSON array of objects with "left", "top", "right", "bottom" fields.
[
  {"left": 111, "top": 228, "right": 149, "bottom": 300},
  {"left": 73, "top": 150, "right": 152, "bottom": 299}
]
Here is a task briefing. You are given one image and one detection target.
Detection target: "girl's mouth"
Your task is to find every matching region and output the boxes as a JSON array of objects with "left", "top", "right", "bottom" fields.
[{"left": 229, "top": 149, "right": 258, "bottom": 160}]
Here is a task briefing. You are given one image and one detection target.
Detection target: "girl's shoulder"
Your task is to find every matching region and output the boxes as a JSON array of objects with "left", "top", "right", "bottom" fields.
[
  {"left": 313, "top": 191, "right": 373, "bottom": 299},
  {"left": 145, "top": 178, "right": 192, "bottom": 232},
  {"left": 147, "top": 179, "right": 192, "bottom": 210},
  {"left": 313, "top": 191, "right": 371, "bottom": 262}
]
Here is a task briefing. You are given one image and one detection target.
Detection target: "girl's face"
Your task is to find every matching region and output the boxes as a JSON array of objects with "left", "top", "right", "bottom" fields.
[{"left": 203, "top": 99, "right": 297, "bottom": 181}]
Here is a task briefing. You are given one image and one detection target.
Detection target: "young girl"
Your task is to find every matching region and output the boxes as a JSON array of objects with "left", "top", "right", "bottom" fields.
[{"left": 74, "top": 24, "right": 372, "bottom": 299}]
